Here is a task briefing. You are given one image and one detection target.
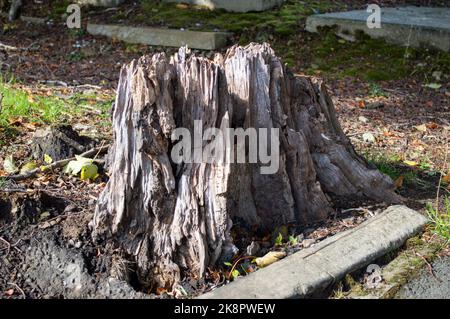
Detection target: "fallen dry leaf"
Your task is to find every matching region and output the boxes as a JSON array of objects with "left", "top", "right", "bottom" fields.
[
  {"left": 426, "top": 122, "right": 439, "bottom": 130},
  {"left": 8, "top": 117, "right": 24, "bottom": 126},
  {"left": 5, "top": 289, "right": 14, "bottom": 296},
  {"left": 443, "top": 172, "right": 450, "bottom": 184},
  {"left": 255, "top": 251, "right": 286, "bottom": 268},
  {"left": 394, "top": 175, "right": 404, "bottom": 189},
  {"left": 176, "top": 3, "right": 189, "bottom": 9},
  {"left": 414, "top": 124, "right": 427, "bottom": 132},
  {"left": 358, "top": 100, "right": 366, "bottom": 109},
  {"left": 156, "top": 287, "right": 167, "bottom": 295}
]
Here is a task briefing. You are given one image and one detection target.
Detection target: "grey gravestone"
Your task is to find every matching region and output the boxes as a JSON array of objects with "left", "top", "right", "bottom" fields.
[
  {"left": 306, "top": 6, "right": 450, "bottom": 52},
  {"left": 87, "top": 23, "right": 229, "bottom": 50},
  {"left": 162, "top": 0, "right": 284, "bottom": 12}
]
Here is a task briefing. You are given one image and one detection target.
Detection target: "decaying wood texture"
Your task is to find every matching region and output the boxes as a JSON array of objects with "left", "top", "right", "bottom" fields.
[{"left": 91, "top": 43, "right": 402, "bottom": 290}]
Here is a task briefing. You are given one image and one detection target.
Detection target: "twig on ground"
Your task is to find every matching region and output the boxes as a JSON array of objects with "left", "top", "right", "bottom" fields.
[
  {"left": 229, "top": 256, "right": 255, "bottom": 280},
  {"left": 93, "top": 140, "right": 106, "bottom": 160},
  {"left": 435, "top": 142, "right": 448, "bottom": 213},
  {"left": 71, "top": 84, "right": 103, "bottom": 90},
  {"left": 24, "top": 41, "right": 40, "bottom": 51},
  {"left": 0, "top": 236, "right": 22, "bottom": 254},
  {"left": 0, "top": 42, "right": 19, "bottom": 51},
  {"left": 38, "top": 80, "right": 68, "bottom": 87},
  {"left": 347, "top": 131, "right": 378, "bottom": 137},
  {"left": 78, "top": 104, "right": 103, "bottom": 114},
  {"left": 0, "top": 188, "right": 30, "bottom": 193},
  {"left": 415, "top": 251, "right": 439, "bottom": 282},
  {"left": 5, "top": 145, "right": 110, "bottom": 181},
  {"left": 340, "top": 207, "right": 363, "bottom": 214},
  {"left": 0, "top": 236, "right": 11, "bottom": 253}
]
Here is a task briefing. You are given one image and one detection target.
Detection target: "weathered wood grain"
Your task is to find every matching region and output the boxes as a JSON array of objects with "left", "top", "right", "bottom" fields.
[{"left": 92, "top": 43, "right": 402, "bottom": 290}]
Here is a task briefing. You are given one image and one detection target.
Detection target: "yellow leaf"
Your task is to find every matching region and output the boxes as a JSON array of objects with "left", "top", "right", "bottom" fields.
[
  {"left": 44, "top": 154, "right": 53, "bottom": 164},
  {"left": 80, "top": 163, "right": 98, "bottom": 181},
  {"left": 403, "top": 160, "right": 418, "bottom": 167},
  {"left": 255, "top": 251, "right": 286, "bottom": 268},
  {"left": 20, "top": 161, "right": 37, "bottom": 174}
]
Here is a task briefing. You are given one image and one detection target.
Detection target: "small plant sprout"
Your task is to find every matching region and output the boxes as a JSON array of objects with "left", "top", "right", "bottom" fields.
[
  {"left": 274, "top": 233, "right": 283, "bottom": 246},
  {"left": 289, "top": 235, "right": 298, "bottom": 246}
]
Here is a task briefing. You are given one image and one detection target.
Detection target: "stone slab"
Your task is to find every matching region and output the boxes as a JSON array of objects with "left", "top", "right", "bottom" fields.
[
  {"left": 77, "top": 0, "right": 124, "bottom": 6},
  {"left": 0, "top": 12, "right": 46, "bottom": 24},
  {"left": 162, "top": 0, "right": 284, "bottom": 12},
  {"left": 306, "top": 7, "right": 450, "bottom": 52},
  {"left": 199, "top": 205, "right": 428, "bottom": 299},
  {"left": 86, "top": 23, "right": 229, "bottom": 50}
]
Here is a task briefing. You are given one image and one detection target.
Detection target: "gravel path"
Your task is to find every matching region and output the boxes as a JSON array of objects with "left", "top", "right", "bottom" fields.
[{"left": 396, "top": 257, "right": 450, "bottom": 299}]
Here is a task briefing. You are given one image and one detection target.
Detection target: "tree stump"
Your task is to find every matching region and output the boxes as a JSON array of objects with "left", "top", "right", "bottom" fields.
[{"left": 91, "top": 43, "right": 402, "bottom": 290}]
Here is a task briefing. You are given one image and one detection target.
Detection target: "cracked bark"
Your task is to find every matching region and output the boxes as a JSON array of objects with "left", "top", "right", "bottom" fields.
[{"left": 91, "top": 43, "right": 402, "bottom": 290}]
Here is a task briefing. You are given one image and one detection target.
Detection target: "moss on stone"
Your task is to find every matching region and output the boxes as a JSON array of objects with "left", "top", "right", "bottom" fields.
[
  {"left": 307, "top": 30, "right": 450, "bottom": 82},
  {"left": 138, "top": 0, "right": 342, "bottom": 36}
]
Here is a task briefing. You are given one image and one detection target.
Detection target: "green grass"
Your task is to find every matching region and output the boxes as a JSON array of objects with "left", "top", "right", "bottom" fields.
[
  {"left": 0, "top": 77, "right": 113, "bottom": 145},
  {"left": 427, "top": 197, "right": 450, "bottom": 242},
  {"left": 48, "top": 0, "right": 73, "bottom": 20},
  {"left": 368, "top": 82, "right": 388, "bottom": 97},
  {"left": 366, "top": 153, "right": 418, "bottom": 183},
  {"left": 0, "top": 82, "right": 65, "bottom": 126},
  {"left": 307, "top": 31, "right": 450, "bottom": 82},
  {"left": 136, "top": 1, "right": 450, "bottom": 82},
  {"left": 138, "top": 0, "right": 344, "bottom": 37},
  {"left": 67, "top": 51, "right": 86, "bottom": 62}
]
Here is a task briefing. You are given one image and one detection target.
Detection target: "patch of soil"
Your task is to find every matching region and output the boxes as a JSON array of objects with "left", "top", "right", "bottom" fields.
[
  {"left": 32, "top": 124, "right": 96, "bottom": 161},
  {"left": 0, "top": 14, "right": 178, "bottom": 88},
  {"left": 0, "top": 191, "right": 151, "bottom": 299}
]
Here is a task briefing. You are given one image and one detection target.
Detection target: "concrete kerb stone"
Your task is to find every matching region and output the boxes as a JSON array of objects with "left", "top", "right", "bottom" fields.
[
  {"left": 199, "top": 205, "right": 428, "bottom": 299},
  {"left": 86, "top": 23, "right": 230, "bottom": 50}
]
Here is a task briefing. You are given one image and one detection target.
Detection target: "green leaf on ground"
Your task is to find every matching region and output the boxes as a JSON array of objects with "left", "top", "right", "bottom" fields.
[
  {"left": 423, "top": 83, "right": 442, "bottom": 90},
  {"left": 231, "top": 269, "right": 240, "bottom": 280}
]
